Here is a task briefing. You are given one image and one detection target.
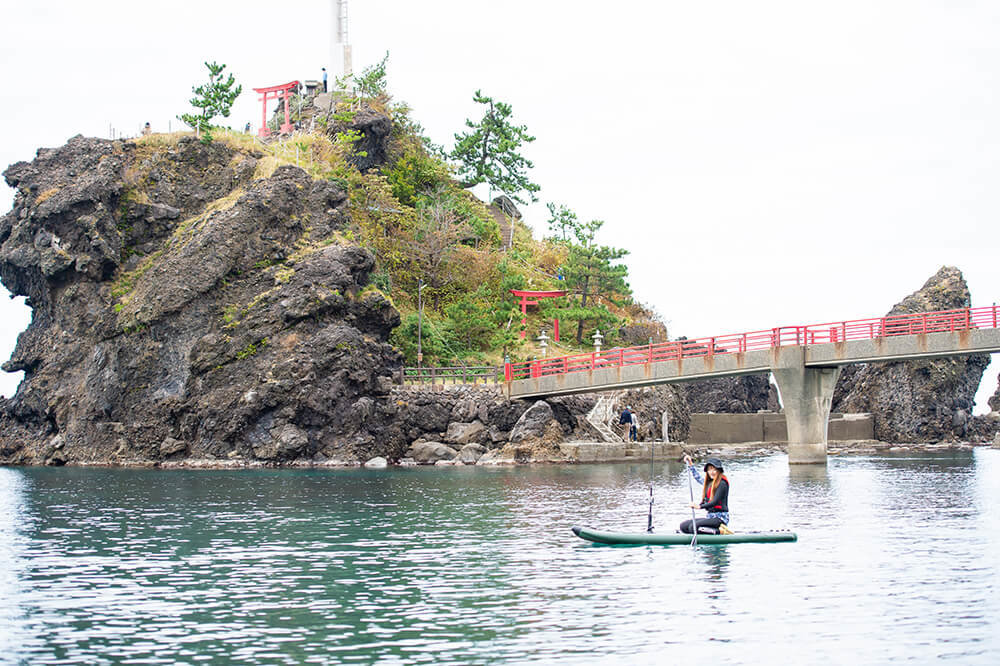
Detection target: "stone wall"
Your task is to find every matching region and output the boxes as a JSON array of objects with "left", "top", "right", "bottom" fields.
[{"left": 688, "top": 412, "right": 874, "bottom": 444}]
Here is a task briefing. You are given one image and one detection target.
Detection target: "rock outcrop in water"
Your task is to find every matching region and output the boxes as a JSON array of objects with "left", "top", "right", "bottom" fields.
[
  {"left": 0, "top": 135, "right": 693, "bottom": 466},
  {"left": 0, "top": 135, "right": 401, "bottom": 465},
  {"left": 3, "top": 137, "right": 989, "bottom": 465},
  {"left": 832, "top": 267, "right": 990, "bottom": 442}
]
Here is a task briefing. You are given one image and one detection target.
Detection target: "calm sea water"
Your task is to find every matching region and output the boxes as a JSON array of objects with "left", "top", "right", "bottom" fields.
[{"left": 1, "top": 451, "right": 998, "bottom": 665}]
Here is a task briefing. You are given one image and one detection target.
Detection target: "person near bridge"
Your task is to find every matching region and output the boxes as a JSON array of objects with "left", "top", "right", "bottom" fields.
[
  {"left": 679, "top": 455, "right": 731, "bottom": 535},
  {"left": 618, "top": 406, "right": 632, "bottom": 441}
]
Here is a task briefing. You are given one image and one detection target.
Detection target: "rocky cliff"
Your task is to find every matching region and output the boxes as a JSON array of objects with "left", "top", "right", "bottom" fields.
[
  {"left": 0, "top": 135, "right": 403, "bottom": 465},
  {"left": 0, "top": 134, "right": 693, "bottom": 467},
  {"left": 2, "top": 137, "right": 989, "bottom": 465},
  {"left": 832, "top": 267, "right": 990, "bottom": 442},
  {"left": 989, "top": 377, "right": 1000, "bottom": 413},
  {"left": 682, "top": 374, "right": 774, "bottom": 414}
]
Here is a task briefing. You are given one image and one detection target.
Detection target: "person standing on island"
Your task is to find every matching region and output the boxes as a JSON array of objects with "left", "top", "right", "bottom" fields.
[
  {"left": 142, "top": 122, "right": 151, "bottom": 136},
  {"left": 322, "top": 67, "right": 328, "bottom": 92},
  {"left": 679, "top": 455, "right": 732, "bottom": 535},
  {"left": 618, "top": 406, "right": 632, "bottom": 441}
]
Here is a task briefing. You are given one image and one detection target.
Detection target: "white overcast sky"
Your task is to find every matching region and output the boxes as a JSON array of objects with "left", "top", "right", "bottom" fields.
[{"left": 0, "top": 1, "right": 997, "bottom": 410}]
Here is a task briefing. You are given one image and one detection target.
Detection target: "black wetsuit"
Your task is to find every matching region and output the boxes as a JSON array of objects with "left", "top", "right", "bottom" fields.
[{"left": 679, "top": 475, "right": 730, "bottom": 534}]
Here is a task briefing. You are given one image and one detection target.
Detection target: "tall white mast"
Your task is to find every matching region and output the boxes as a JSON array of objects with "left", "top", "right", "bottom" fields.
[{"left": 332, "top": 0, "right": 352, "bottom": 81}]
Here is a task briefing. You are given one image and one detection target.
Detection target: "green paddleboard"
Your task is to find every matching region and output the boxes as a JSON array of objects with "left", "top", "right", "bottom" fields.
[{"left": 572, "top": 525, "right": 797, "bottom": 545}]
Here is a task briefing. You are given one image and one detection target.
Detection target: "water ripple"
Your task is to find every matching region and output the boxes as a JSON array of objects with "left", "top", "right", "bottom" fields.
[{"left": 1, "top": 451, "right": 998, "bottom": 664}]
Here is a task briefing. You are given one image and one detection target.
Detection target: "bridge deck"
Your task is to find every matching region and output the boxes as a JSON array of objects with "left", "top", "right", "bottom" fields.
[{"left": 505, "top": 306, "right": 1000, "bottom": 399}]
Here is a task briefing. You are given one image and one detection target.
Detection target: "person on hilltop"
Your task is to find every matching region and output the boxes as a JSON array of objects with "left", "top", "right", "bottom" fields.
[
  {"left": 618, "top": 406, "right": 632, "bottom": 441},
  {"left": 679, "top": 455, "right": 732, "bottom": 535},
  {"left": 142, "top": 122, "right": 151, "bottom": 136},
  {"left": 322, "top": 67, "right": 328, "bottom": 93}
]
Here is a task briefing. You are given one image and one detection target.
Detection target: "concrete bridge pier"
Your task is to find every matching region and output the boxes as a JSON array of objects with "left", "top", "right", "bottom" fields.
[{"left": 772, "top": 352, "right": 841, "bottom": 464}]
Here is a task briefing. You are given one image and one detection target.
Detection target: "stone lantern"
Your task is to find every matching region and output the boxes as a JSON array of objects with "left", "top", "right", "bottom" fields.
[
  {"left": 592, "top": 329, "right": 604, "bottom": 354},
  {"left": 538, "top": 330, "right": 550, "bottom": 357}
]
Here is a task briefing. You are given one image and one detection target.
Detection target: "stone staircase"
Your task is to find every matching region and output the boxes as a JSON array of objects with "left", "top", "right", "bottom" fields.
[{"left": 586, "top": 391, "right": 624, "bottom": 443}]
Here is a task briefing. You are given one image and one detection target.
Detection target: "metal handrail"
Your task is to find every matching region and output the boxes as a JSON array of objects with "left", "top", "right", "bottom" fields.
[
  {"left": 399, "top": 366, "right": 502, "bottom": 385},
  {"left": 504, "top": 304, "right": 999, "bottom": 381}
]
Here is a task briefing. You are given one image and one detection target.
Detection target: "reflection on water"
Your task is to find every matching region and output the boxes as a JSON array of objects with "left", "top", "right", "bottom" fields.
[
  {"left": 698, "top": 546, "right": 731, "bottom": 586},
  {"left": 2, "top": 451, "right": 999, "bottom": 665},
  {"left": 0, "top": 468, "right": 34, "bottom": 663},
  {"left": 787, "top": 462, "right": 830, "bottom": 483}
]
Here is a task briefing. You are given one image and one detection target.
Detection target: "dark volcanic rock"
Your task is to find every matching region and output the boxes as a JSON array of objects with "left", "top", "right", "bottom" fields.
[
  {"left": 683, "top": 374, "right": 772, "bottom": 414},
  {"left": 988, "top": 377, "right": 1000, "bottom": 413},
  {"left": 326, "top": 107, "right": 392, "bottom": 172},
  {"left": 967, "top": 414, "right": 1000, "bottom": 443},
  {"left": 832, "top": 267, "right": 990, "bottom": 442},
  {"left": 509, "top": 401, "right": 559, "bottom": 444},
  {"left": 0, "top": 134, "right": 696, "bottom": 467},
  {"left": 0, "top": 134, "right": 401, "bottom": 466}
]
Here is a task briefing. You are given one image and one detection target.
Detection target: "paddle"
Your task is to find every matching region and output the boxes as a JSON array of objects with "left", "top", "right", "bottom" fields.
[
  {"left": 646, "top": 441, "right": 654, "bottom": 533},
  {"left": 685, "top": 453, "right": 698, "bottom": 546}
]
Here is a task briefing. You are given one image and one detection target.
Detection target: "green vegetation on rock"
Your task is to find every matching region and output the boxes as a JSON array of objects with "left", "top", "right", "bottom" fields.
[{"left": 119, "top": 55, "right": 658, "bottom": 367}]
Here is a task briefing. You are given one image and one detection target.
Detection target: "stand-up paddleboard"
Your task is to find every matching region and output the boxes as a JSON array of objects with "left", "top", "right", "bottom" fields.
[{"left": 572, "top": 525, "right": 797, "bottom": 545}]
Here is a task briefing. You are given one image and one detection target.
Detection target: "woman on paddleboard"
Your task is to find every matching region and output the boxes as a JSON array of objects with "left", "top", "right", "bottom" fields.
[{"left": 679, "top": 455, "right": 731, "bottom": 535}]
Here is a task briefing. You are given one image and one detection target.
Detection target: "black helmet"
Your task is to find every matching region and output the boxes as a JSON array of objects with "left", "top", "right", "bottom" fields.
[{"left": 704, "top": 457, "right": 724, "bottom": 473}]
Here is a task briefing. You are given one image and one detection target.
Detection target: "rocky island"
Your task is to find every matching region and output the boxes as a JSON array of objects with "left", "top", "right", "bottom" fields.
[{"left": 1, "top": 93, "right": 997, "bottom": 467}]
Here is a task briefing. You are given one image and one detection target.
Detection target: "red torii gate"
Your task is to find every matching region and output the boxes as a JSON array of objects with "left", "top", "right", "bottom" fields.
[
  {"left": 510, "top": 289, "right": 567, "bottom": 340},
  {"left": 253, "top": 80, "right": 299, "bottom": 137}
]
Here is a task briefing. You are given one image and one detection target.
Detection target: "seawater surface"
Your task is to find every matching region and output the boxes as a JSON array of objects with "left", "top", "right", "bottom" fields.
[{"left": 1, "top": 451, "right": 998, "bottom": 665}]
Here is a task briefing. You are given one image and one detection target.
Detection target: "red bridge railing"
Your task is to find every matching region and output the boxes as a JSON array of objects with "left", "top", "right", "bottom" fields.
[{"left": 504, "top": 305, "right": 999, "bottom": 382}]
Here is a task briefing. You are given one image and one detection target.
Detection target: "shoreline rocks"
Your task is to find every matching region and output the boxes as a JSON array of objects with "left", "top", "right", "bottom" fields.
[{"left": 2, "top": 437, "right": 989, "bottom": 470}]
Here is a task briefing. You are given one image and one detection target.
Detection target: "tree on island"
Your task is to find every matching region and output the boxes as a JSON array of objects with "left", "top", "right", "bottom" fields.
[
  {"left": 451, "top": 90, "right": 540, "bottom": 205},
  {"left": 178, "top": 61, "right": 242, "bottom": 144},
  {"left": 547, "top": 206, "right": 630, "bottom": 344},
  {"left": 545, "top": 202, "right": 579, "bottom": 243}
]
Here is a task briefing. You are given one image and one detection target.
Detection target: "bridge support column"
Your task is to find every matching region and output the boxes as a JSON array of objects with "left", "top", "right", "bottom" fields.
[{"left": 772, "top": 362, "right": 840, "bottom": 465}]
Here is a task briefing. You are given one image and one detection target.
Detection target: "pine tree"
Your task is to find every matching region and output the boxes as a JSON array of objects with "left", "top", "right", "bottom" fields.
[
  {"left": 552, "top": 216, "right": 630, "bottom": 344},
  {"left": 451, "top": 90, "right": 540, "bottom": 205},
  {"left": 178, "top": 61, "right": 242, "bottom": 144},
  {"left": 545, "top": 202, "right": 578, "bottom": 242}
]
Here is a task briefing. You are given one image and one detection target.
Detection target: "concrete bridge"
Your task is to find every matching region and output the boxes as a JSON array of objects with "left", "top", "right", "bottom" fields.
[{"left": 503, "top": 306, "right": 1000, "bottom": 464}]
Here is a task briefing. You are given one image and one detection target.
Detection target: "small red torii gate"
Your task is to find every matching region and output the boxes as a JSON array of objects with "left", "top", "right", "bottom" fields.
[
  {"left": 510, "top": 289, "right": 567, "bottom": 340},
  {"left": 253, "top": 80, "right": 299, "bottom": 137}
]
